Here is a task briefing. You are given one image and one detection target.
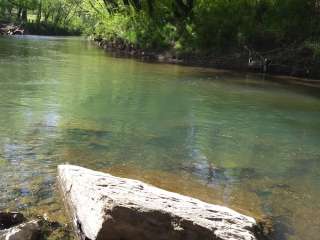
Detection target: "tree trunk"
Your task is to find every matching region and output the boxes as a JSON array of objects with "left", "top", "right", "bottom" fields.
[
  {"left": 21, "top": 8, "right": 27, "bottom": 22},
  {"left": 36, "top": 0, "right": 42, "bottom": 24},
  {"left": 131, "top": 0, "right": 141, "bottom": 11},
  {"left": 44, "top": 11, "right": 50, "bottom": 23},
  {"left": 147, "top": 0, "right": 154, "bottom": 14},
  {"left": 8, "top": 6, "right": 13, "bottom": 17},
  {"left": 17, "top": 7, "right": 22, "bottom": 21}
]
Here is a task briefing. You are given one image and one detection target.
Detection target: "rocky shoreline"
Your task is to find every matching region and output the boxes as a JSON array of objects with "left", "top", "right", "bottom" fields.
[{"left": 93, "top": 37, "right": 320, "bottom": 81}]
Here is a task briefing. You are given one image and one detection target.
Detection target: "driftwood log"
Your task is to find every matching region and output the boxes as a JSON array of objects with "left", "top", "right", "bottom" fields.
[
  {"left": 58, "top": 164, "right": 266, "bottom": 240},
  {"left": 0, "top": 24, "right": 24, "bottom": 35}
]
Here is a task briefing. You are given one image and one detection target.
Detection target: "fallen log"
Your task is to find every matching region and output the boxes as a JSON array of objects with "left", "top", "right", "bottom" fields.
[
  {"left": 58, "top": 165, "right": 267, "bottom": 240},
  {"left": 0, "top": 23, "right": 24, "bottom": 35}
]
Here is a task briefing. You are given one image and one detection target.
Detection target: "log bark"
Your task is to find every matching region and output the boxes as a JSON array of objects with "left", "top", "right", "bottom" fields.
[{"left": 58, "top": 164, "right": 264, "bottom": 240}]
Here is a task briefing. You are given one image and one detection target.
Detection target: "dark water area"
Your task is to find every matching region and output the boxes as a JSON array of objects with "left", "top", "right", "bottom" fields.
[{"left": 0, "top": 35, "right": 319, "bottom": 240}]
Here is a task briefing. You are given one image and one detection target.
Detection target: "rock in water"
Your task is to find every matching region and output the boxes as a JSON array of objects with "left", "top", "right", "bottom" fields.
[
  {"left": 57, "top": 165, "right": 263, "bottom": 240},
  {"left": 0, "top": 212, "right": 25, "bottom": 230},
  {"left": 0, "top": 220, "right": 41, "bottom": 240}
]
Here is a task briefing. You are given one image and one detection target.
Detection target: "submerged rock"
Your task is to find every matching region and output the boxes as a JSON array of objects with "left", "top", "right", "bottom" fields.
[
  {"left": 0, "top": 220, "right": 41, "bottom": 240},
  {"left": 58, "top": 164, "right": 266, "bottom": 240},
  {"left": 0, "top": 212, "right": 25, "bottom": 230},
  {"left": 0, "top": 212, "right": 73, "bottom": 240}
]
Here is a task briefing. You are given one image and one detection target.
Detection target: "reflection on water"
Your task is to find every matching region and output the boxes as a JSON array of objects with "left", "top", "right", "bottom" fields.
[{"left": 0, "top": 35, "right": 320, "bottom": 240}]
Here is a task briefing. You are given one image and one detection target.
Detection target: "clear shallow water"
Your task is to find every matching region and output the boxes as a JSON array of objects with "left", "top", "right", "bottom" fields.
[{"left": 0, "top": 36, "right": 320, "bottom": 239}]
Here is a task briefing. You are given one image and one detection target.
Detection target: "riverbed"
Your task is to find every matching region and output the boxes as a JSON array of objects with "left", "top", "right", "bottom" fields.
[{"left": 0, "top": 35, "right": 319, "bottom": 240}]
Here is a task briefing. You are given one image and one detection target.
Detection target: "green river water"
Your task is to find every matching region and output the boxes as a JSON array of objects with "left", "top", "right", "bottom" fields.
[{"left": 0, "top": 36, "right": 319, "bottom": 240}]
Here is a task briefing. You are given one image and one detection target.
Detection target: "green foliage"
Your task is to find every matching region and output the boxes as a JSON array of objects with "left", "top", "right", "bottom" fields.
[
  {"left": 192, "top": 0, "right": 246, "bottom": 52},
  {"left": 1, "top": 0, "right": 319, "bottom": 55},
  {"left": 191, "top": 0, "right": 320, "bottom": 53},
  {"left": 0, "top": 0, "right": 84, "bottom": 34},
  {"left": 79, "top": 0, "right": 320, "bottom": 54},
  {"left": 305, "top": 40, "right": 320, "bottom": 59},
  {"left": 83, "top": 1, "right": 179, "bottom": 50}
]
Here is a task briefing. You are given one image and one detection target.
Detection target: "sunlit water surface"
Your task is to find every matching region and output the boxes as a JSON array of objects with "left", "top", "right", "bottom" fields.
[{"left": 0, "top": 36, "right": 319, "bottom": 240}]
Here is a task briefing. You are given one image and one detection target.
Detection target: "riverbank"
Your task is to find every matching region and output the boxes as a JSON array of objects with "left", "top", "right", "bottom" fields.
[
  {"left": 1, "top": 22, "right": 319, "bottom": 82},
  {"left": 93, "top": 37, "right": 320, "bottom": 81}
]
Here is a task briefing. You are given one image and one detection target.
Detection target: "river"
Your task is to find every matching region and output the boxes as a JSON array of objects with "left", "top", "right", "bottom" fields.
[{"left": 0, "top": 36, "right": 319, "bottom": 240}]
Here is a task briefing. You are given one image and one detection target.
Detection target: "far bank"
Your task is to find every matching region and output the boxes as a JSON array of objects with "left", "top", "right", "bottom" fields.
[{"left": 93, "top": 36, "right": 320, "bottom": 85}]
